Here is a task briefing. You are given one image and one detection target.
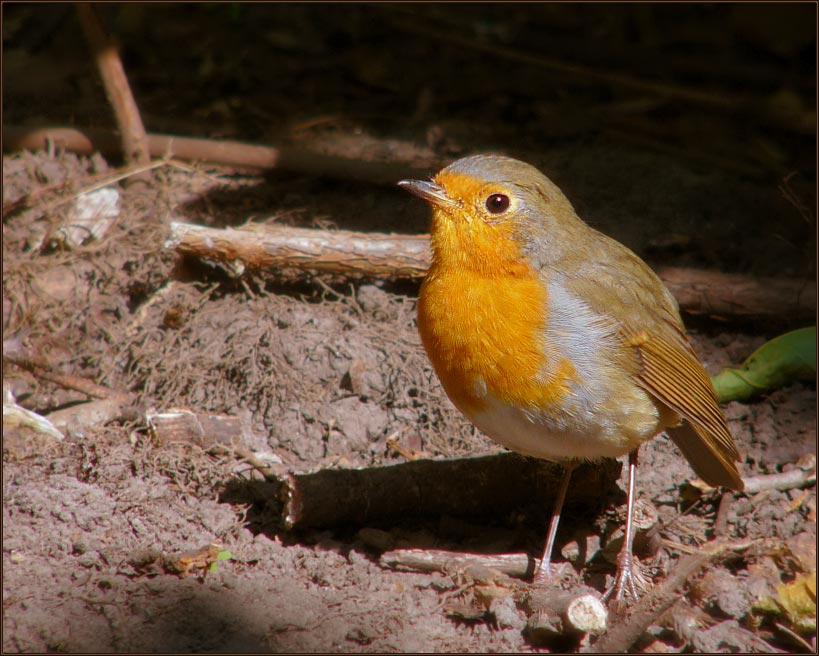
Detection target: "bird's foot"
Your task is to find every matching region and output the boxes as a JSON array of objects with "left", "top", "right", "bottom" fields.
[
  {"left": 532, "top": 561, "right": 570, "bottom": 587},
  {"left": 603, "top": 549, "right": 649, "bottom": 605},
  {"left": 533, "top": 562, "right": 553, "bottom": 587}
]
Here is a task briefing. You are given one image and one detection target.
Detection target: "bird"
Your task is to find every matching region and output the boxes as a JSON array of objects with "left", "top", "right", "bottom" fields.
[{"left": 399, "top": 154, "right": 744, "bottom": 600}]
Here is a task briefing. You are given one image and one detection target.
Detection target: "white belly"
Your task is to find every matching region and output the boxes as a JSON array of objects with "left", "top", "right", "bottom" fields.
[{"left": 469, "top": 393, "right": 651, "bottom": 462}]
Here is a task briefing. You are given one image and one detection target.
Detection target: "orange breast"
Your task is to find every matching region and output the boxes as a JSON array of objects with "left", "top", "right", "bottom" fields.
[{"left": 418, "top": 261, "right": 575, "bottom": 417}]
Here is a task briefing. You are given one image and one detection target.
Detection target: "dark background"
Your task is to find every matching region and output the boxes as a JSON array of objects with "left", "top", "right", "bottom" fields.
[{"left": 4, "top": 4, "right": 815, "bottom": 280}]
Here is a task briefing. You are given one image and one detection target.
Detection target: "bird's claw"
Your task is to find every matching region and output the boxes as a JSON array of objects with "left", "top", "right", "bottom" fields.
[
  {"left": 532, "top": 561, "right": 570, "bottom": 587},
  {"left": 603, "top": 550, "right": 648, "bottom": 604}
]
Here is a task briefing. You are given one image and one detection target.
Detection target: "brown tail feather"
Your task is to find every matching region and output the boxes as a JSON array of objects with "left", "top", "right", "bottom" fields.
[{"left": 666, "top": 422, "right": 744, "bottom": 491}]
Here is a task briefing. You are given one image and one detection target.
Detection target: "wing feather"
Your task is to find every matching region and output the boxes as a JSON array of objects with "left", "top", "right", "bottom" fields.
[
  {"left": 560, "top": 229, "right": 743, "bottom": 491},
  {"left": 630, "top": 326, "right": 744, "bottom": 490}
]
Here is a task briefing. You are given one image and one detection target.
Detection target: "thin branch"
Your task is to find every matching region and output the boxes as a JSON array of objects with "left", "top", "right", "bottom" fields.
[
  {"left": 4, "top": 349, "right": 121, "bottom": 401},
  {"left": 3, "top": 158, "right": 172, "bottom": 223},
  {"left": 75, "top": 5, "right": 150, "bottom": 167},
  {"left": 2, "top": 126, "right": 438, "bottom": 186},
  {"left": 166, "top": 220, "right": 431, "bottom": 280},
  {"left": 742, "top": 467, "right": 817, "bottom": 495},
  {"left": 586, "top": 538, "right": 783, "bottom": 653},
  {"left": 380, "top": 548, "right": 536, "bottom": 579}
]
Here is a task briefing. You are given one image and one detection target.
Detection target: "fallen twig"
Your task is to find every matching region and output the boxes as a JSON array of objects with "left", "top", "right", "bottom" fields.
[
  {"left": 657, "top": 266, "right": 816, "bottom": 324},
  {"left": 4, "top": 348, "right": 121, "bottom": 401},
  {"left": 277, "top": 453, "right": 620, "bottom": 531},
  {"left": 2, "top": 158, "right": 170, "bottom": 221},
  {"left": 525, "top": 588, "right": 608, "bottom": 644},
  {"left": 229, "top": 446, "right": 287, "bottom": 480},
  {"left": 742, "top": 466, "right": 816, "bottom": 495},
  {"left": 75, "top": 5, "right": 150, "bottom": 167},
  {"left": 380, "top": 548, "right": 537, "bottom": 579},
  {"left": 146, "top": 407, "right": 287, "bottom": 479},
  {"left": 671, "top": 603, "right": 785, "bottom": 653},
  {"left": 587, "top": 538, "right": 783, "bottom": 653},
  {"left": 2, "top": 126, "right": 438, "bottom": 186},
  {"left": 147, "top": 407, "right": 254, "bottom": 448},
  {"left": 47, "top": 397, "right": 134, "bottom": 435},
  {"left": 166, "top": 220, "right": 430, "bottom": 280},
  {"left": 774, "top": 621, "right": 815, "bottom": 653},
  {"left": 713, "top": 491, "right": 733, "bottom": 538},
  {"left": 146, "top": 407, "right": 284, "bottom": 470},
  {"left": 3, "top": 343, "right": 136, "bottom": 434}
]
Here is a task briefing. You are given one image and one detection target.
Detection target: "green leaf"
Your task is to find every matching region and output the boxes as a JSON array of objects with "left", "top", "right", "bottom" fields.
[
  {"left": 207, "top": 549, "right": 232, "bottom": 573},
  {"left": 712, "top": 327, "right": 816, "bottom": 403}
]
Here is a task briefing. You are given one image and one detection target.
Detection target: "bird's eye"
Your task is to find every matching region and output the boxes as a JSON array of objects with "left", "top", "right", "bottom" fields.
[{"left": 485, "top": 193, "right": 510, "bottom": 214}]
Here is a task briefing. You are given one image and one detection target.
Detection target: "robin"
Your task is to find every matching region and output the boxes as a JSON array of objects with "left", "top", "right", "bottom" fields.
[{"left": 399, "top": 154, "right": 744, "bottom": 600}]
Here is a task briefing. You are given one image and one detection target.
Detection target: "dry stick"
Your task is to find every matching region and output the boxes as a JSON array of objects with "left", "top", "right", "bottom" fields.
[
  {"left": 167, "top": 221, "right": 431, "bottom": 280},
  {"left": 602, "top": 124, "right": 770, "bottom": 179},
  {"left": 4, "top": 350, "right": 118, "bottom": 401},
  {"left": 381, "top": 549, "right": 536, "bottom": 579},
  {"left": 75, "top": 5, "right": 150, "bottom": 167},
  {"left": 206, "top": 442, "right": 285, "bottom": 482},
  {"left": 47, "top": 397, "right": 134, "bottom": 433},
  {"left": 278, "top": 454, "right": 621, "bottom": 531},
  {"left": 656, "top": 266, "right": 816, "bottom": 324},
  {"left": 526, "top": 588, "right": 609, "bottom": 641},
  {"left": 3, "top": 347, "right": 136, "bottom": 432},
  {"left": 774, "top": 621, "right": 815, "bottom": 652},
  {"left": 230, "top": 446, "right": 287, "bottom": 481},
  {"left": 586, "top": 539, "right": 779, "bottom": 653},
  {"left": 393, "top": 16, "right": 736, "bottom": 110},
  {"left": 147, "top": 408, "right": 252, "bottom": 449},
  {"left": 742, "top": 468, "right": 817, "bottom": 494},
  {"left": 71, "top": 157, "right": 174, "bottom": 196},
  {"left": 166, "top": 221, "right": 817, "bottom": 322},
  {"left": 145, "top": 407, "right": 288, "bottom": 478},
  {"left": 2, "top": 126, "right": 439, "bottom": 186},
  {"left": 712, "top": 491, "right": 733, "bottom": 538},
  {"left": 147, "top": 407, "right": 285, "bottom": 469}
]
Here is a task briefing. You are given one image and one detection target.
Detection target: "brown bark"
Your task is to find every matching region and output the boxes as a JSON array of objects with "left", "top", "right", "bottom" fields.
[
  {"left": 167, "top": 220, "right": 431, "bottom": 280},
  {"left": 656, "top": 266, "right": 816, "bottom": 323},
  {"left": 2, "top": 126, "right": 437, "bottom": 186},
  {"left": 525, "top": 588, "right": 608, "bottom": 642},
  {"left": 75, "top": 6, "right": 150, "bottom": 167},
  {"left": 146, "top": 408, "right": 254, "bottom": 449},
  {"left": 277, "top": 453, "right": 621, "bottom": 531},
  {"left": 4, "top": 349, "right": 121, "bottom": 401},
  {"left": 379, "top": 549, "right": 536, "bottom": 578}
]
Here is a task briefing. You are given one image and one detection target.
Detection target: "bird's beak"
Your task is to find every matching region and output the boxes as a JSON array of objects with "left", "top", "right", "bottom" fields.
[{"left": 397, "top": 179, "right": 458, "bottom": 208}]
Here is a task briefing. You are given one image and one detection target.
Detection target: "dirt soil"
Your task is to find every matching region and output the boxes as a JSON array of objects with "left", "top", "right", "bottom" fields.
[{"left": 3, "top": 5, "right": 816, "bottom": 653}]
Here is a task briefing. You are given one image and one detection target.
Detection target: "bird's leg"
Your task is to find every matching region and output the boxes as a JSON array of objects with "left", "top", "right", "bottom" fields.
[
  {"left": 604, "top": 448, "right": 645, "bottom": 602},
  {"left": 533, "top": 462, "right": 576, "bottom": 585}
]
